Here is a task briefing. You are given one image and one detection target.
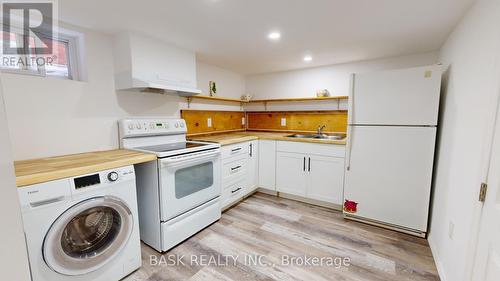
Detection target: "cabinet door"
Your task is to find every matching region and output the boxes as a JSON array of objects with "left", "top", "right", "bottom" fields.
[
  {"left": 246, "top": 141, "right": 259, "bottom": 194},
  {"left": 276, "top": 152, "right": 307, "bottom": 197},
  {"left": 258, "top": 140, "right": 276, "bottom": 190},
  {"left": 307, "top": 155, "right": 344, "bottom": 205}
]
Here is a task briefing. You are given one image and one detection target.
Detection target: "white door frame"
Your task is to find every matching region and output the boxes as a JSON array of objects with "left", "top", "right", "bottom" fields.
[
  {"left": 470, "top": 79, "right": 500, "bottom": 280},
  {"left": 466, "top": 46, "right": 500, "bottom": 280}
]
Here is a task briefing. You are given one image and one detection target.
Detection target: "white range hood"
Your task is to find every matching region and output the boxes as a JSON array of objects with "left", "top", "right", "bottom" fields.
[{"left": 113, "top": 32, "right": 201, "bottom": 96}]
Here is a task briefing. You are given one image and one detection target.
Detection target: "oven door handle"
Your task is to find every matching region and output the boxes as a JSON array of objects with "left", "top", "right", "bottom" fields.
[{"left": 160, "top": 149, "right": 220, "bottom": 168}]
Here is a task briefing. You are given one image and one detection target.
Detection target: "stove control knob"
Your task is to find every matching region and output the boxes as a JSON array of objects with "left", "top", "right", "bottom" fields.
[
  {"left": 107, "top": 172, "right": 119, "bottom": 182},
  {"left": 164, "top": 122, "right": 169, "bottom": 128},
  {"left": 128, "top": 124, "right": 134, "bottom": 130},
  {"left": 136, "top": 123, "right": 142, "bottom": 129},
  {"left": 180, "top": 122, "right": 185, "bottom": 128},
  {"left": 175, "top": 122, "right": 179, "bottom": 128}
]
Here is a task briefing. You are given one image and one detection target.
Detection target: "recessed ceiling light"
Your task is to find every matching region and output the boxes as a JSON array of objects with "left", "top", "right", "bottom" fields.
[
  {"left": 303, "top": 55, "right": 312, "bottom": 62},
  {"left": 268, "top": 32, "right": 281, "bottom": 40}
]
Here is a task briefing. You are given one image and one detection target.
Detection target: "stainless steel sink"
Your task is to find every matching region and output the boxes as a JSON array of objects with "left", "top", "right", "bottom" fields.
[
  {"left": 316, "top": 135, "right": 345, "bottom": 140},
  {"left": 286, "top": 133, "right": 345, "bottom": 140},
  {"left": 287, "top": 134, "right": 316, "bottom": 139}
]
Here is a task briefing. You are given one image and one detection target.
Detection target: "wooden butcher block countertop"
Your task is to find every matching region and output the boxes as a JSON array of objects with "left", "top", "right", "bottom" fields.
[
  {"left": 189, "top": 131, "right": 347, "bottom": 146},
  {"left": 14, "top": 149, "right": 157, "bottom": 187}
]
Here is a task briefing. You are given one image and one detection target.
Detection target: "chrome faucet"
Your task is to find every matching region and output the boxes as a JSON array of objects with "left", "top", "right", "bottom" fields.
[{"left": 317, "top": 125, "right": 327, "bottom": 135}]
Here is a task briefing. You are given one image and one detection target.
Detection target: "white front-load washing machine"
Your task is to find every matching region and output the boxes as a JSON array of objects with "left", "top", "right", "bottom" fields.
[{"left": 18, "top": 165, "right": 142, "bottom": 281}]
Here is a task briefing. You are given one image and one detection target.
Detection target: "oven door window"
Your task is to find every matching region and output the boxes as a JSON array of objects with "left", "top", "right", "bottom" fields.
[{"left": 175, "top": 162, "right": 214, "bottom": 199}]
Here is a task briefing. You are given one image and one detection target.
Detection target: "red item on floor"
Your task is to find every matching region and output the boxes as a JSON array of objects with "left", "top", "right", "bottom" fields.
[{"left": 344, "top": 200, "right": 358, "bottom": 213}]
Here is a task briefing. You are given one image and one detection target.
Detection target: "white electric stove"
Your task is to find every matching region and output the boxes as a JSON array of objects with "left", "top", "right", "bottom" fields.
[{"left": 119, "top": 118, "right": 222, "bottom": 252}]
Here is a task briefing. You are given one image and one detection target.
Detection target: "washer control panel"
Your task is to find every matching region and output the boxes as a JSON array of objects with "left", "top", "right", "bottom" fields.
[
  {"left": 119, "top": 118, "right": 187, "bottom": 137},
  {"left": 17, "top": 166, "right": 136, "bottom": 210}
]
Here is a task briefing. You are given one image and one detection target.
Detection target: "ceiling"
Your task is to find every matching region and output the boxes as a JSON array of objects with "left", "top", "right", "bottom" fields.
[{"left": 58, "top": 0, "right": 475, "bottom": 75}]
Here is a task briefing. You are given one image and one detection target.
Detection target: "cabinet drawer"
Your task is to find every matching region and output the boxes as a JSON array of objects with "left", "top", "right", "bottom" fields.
[
  {"left": 222, "top": 180, "right": 246, "bottom": 208},
  {"left": 277, "top": 141, "right": 345, "bottom": 158},
  {"left": 222, "top": 157, "right": 247, "bottom": 182},
  {"left": 221, "top": 143, "right": 248, "bottom": 159}
]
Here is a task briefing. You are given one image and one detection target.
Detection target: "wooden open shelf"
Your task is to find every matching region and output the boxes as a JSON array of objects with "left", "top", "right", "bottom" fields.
[
  {"left": 248, "top": 96, "right": 348, "bottom": 103},
  {"left": 187, "top": 95, "right": 248, "bottom": 103},
  {"left": 185, "top": 95, "right": 348, "bottom": 109}
]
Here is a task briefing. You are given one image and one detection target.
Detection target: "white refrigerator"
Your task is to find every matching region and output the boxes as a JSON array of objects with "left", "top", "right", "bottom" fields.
[{"left": 343, "top": 65, "right": 442, "bottom": 237}]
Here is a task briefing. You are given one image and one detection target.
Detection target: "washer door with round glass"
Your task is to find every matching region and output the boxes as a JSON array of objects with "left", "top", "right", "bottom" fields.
[{"left": 43, "top": 196, "right": 134, "bottom": 276}]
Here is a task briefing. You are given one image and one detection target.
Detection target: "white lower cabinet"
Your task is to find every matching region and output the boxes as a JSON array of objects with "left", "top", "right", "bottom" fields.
[
  {"left": 247, "top": 140, "right": 259, "bottom": 193},
  {"left": 220, "top": 139, "right": 345, "bottom": 209},
  {"left": 276, "top": 141, "right": 345, "bottom": 205},
  {"left": 307, "top": 155, "right": 344, "bottom": 204},
  {"left": 258, "top": 140, "right": 276, "bottom": 191},
  {"left": 220, "top": 141, "right": 259, "bottom": 209},
  {"left": 276, "top": 152, "right": 307, "bottom": 197}
]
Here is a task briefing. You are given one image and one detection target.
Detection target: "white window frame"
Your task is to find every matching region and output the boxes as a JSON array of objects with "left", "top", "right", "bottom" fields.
[
  {"left": 1, "top": 24, "right": 82, "bottom": 81},
  {"left": 38, "top": 32, "right": 80, "bottom": 80}
]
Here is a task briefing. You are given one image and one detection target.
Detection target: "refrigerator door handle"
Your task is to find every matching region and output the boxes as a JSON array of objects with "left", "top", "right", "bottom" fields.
[
  {"left": 348, "top": 73, "right": 355, "bottom": 124},
  {"left": 346, "top": 74, "right": 355, "bottom": 171},
  {"left": 346, "top": 125, "right": 353, "bottom": 171},
  {"left": 303, "top": 157, "right": 306, "bottom": 171},
  {"left": 308, "top": 157, "right": 311, "bottom": 172}
]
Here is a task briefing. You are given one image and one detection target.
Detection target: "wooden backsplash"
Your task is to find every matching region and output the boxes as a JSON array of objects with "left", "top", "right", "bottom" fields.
[
  {"left": 181, "top": 110, "right": 245, "bottom": 135},
  {"left": 181, "top": 110, "right": 348, "bottom": 135},
  {"left": 247, "top": 111, "right": 347, "bottom": 133}
]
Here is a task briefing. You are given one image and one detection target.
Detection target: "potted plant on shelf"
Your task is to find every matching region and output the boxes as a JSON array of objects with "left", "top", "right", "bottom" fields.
[{"left": 209, "top": 81, "right": 217, "bottom": 96}]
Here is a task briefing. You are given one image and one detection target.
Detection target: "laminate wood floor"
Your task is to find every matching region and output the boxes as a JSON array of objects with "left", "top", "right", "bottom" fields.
[{"left": 124, "top": 192, "right": 440, "bottom": 281}]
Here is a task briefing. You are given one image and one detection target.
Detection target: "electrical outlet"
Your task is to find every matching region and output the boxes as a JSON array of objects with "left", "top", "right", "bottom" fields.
[
  {"left": 281, "top": 118, "right": 286, "bottom": 126},
  {"left": 448, "top": 221, "right": 454, "bottom": 239},
  {"left": 242, "top": 117, "right": 245, "bottom": 125},
  {"left": 207, "top": 118, "right": 212, "bottom": 128}
]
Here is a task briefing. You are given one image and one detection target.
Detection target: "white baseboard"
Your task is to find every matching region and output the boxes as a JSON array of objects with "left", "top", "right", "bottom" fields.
[
  {"left": 278, "top": 192, "right": 342, "bottom": 211},
  {"left": 255, "top": 188, "right": 342, "bottom": 211},
  {"left": 256, "top": 187, "right": 277, "bottom": 195}
]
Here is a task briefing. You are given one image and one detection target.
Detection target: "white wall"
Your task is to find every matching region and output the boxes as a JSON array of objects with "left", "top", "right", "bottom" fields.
[
  {"left": 196, "top": 62, "right": 245, "bottom": 99},
  {"left": 429, "top": 0, "right": 500, "bottom": 280},
  {"left": 0, "top": 76, "right": 31, "bottom": 280},
  {"left": 245, "top": 52, "right": 439, "bottom": 111},
  {"left": 1, "top": 23, "right": 244, "bottom": 161}
]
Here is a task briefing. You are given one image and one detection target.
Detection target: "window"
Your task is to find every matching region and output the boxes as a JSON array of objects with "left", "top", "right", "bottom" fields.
[
  {"left": 43, "top": 35, "right": 73, "bottom": 79},
  {"left": 0, "top": 29, "right": 81, "bottom": 80}
]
